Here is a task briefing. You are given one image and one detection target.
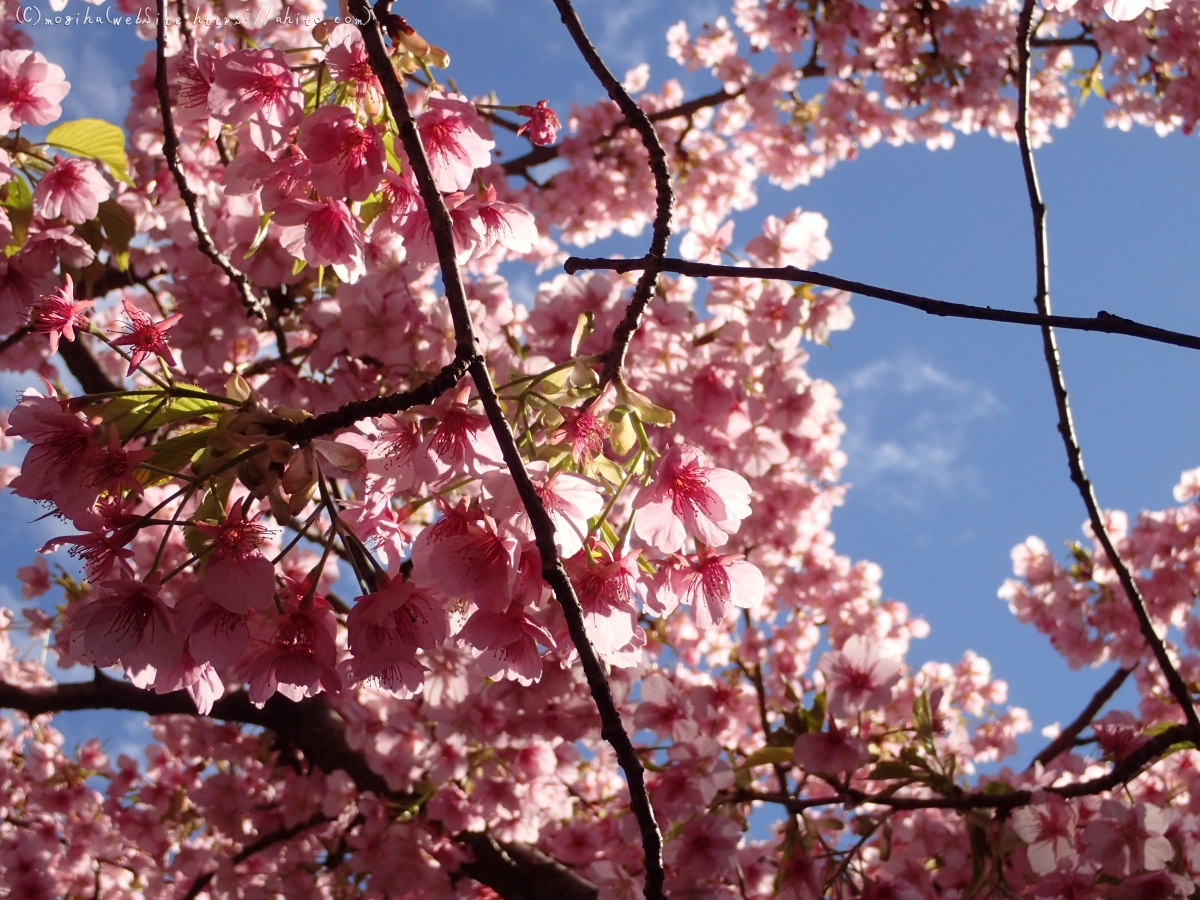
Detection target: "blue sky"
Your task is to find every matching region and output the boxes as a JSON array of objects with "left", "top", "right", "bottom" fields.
[{"left": 7, "top": 0, "right": 1199, "bottom": 762}]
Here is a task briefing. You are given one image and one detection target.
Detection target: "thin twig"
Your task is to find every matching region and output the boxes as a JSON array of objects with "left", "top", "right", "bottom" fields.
[
  {"left": 551, "top": 0, "right": 673, "bottom": 400},
  {"left": 348, "top": 4, "right": 665, "bottom": 897},
  {"left": 154, "top": 0, "right": 268, "bottom": 322},
  {"left": 1029, "top": 666, "right": 1133, "bottom": 770},
  {"left": 1014, "top": 0, "right": 1199, "bottom": 732},
  {"left": 564, "top": 256, "right": 1200, "bottom": 353}
]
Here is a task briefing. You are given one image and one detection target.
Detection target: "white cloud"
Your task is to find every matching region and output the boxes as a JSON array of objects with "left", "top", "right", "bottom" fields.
[{"left": 836, "top": 352, "right": 1001, "bottom": 509}]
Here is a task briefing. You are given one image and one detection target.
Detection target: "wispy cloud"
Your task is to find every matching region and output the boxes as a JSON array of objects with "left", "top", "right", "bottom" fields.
[{"left": 836, "top": 353, "right": 1001, "bottom": 509}]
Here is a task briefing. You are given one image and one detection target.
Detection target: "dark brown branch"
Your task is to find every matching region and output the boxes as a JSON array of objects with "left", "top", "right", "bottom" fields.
[
  {"left": 154, "top": 0, "right": 268, "bottom": 323},
  {"left": 500, "top": 87, "right": 740, "bottom": 178},
  {"left": 1014, "top": 0, "right": 1199, "bottom": 732},
  {"left": 457, "top": 832, "right": 599, "bottom": 900},
  {"left": 283, "top": 350, "right": 477, "bottom": 445},
  {"left": 1030, "top": 36, "right": 1099, "bottom": 49},
  {"left": 59, "top": 338, "right": 120, "bottom": 395},
  {"left": 551, "top": 0, "right": 673, "bottom": 399},
  {"left": 349, "top": 5, "right": 664, "bottom": 898},
  {"left": 181, "top": 812, "right": 333, "bottom": 900},
  {"left": 0, "top": 326, "right": 30, "bottom": 355},
  {"left": 1029, "top": 666, "right": 1133, "bottom": 770},
  {"left": 739, "top": 722, "right": 1195, "bottom": 814},
  {"left": 564, "top": 256, "right": 1200, "bottom": 353}
]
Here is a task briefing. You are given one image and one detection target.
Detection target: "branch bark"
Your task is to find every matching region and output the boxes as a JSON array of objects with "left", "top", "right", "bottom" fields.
[
  {"left": 564, "top": 256, "right": 1200, "bottom": 353},
  {"left": 348, "top": 5, "right": 665, "bottom": 898},
  {"left": 1029, "top": 665, "right": 1133, "bottom": 770},
  {"left": 1014, "top": 0, "right": 1199, "bottom": 732},
  {"left": 154, "top": 0, "right": 269, "bottom": 323}
]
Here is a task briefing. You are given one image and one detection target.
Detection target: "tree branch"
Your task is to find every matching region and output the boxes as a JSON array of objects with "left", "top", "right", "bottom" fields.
[
  {"left": 283, "top": 349, "right": 477, "bottom": 445},
  {"left": 1014, "top": 0, "right": 1199, "bottom": 731},
  {"left": 0, "top": 672, "right": 601, "bottom": 900},
  {"left": 348, "top": 5, "right": 664, "bottom": 898},
  {"left": 551, "top": 0, "right": 673, "bottom": 400},
  {"left": 154, "top": 0, "right": 269, "bottom": 323},
  {"left": 1029, "top": 665, "right": 1133, "bottom": 770},
  {"left": 564, "top": 256, "right": 1200, "bottom": 353}
]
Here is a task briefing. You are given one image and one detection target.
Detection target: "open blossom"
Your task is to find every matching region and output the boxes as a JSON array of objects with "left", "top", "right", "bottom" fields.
[
  {"left": 1082, "top": 801, "right": 1173, "bottom": 877},
  {"left": 0, "top": 49, "right": 70, "bottom": 133},
  {"left": 196, "top": 504, "right": 277, "bottom": 614},
  {"left": 566, "top": 543, "right": 643, "bottom": 665},
  {"left": 27, "top": 274, "right": 93, "bottom": 353},
  {"left": 457, "top": 606, "right": 555, "bottom": 686},
  {"left": 243, "top": 596, "right": 341, "bottom": 706},
  {"left": 208, "top": 48, "right": 305, "bottom": 151},
  {"left": 34, "top": 158, "right": 111, "bottom": 224},
  {"left": 111, "top": 296, "right": 182, "bottom": 375},
  {"left": 649, "top": 552, "right": 764, "bottom": 627},
  {"left": 551, "top": 407, "right": 611, "bottom": 467},
  {"left": 345, "top": 577, "right": 446, "bottom": 694},
  {"left": 793, "top": 722, "right": 869, "bottom": 774},
  {"left": 744, "top": 208, "right": 831, "bottom": 269},
  {"left": 1011, "top": 794, "right": 1078, "bottom": 875},
  {"left": 483, "top": 462, "right": 604, "bottom": 559},
  {"left": 416, "top": 92, "right": 495, "bottom": 192},
  {"left": 633, "top": 443, "right": 753, "bottom": 553},
  {"left": 323, "top": 24, "right": 381, "bottom": 106},
  {"left": 411, "top": 385, "right": 505, "bottom": 484},
  {"left": 68, "top": 579, "right": 181, "bottom": 670},
  {"left": 276, "top": 197, "right": 366, "bottom": 284},
  {"left": 663, "top": 815, "right": 741, "bottom": 881},
  {"left": 297, "top": 104, "right": 386, "bottom": 202},
  {"left": 515, "top": 99, "right": 561, "bottom": 146},
  {"left": 817, "top": 635, "right": 902, "bottom": 718}
]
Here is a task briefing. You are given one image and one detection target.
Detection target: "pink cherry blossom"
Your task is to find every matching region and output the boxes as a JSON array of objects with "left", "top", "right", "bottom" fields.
[
  {"left": 1082, "top": 801, "right": 1174, "bottom": 877},
  {"left": 793, "top": 722, "right": 869, "bottom": 774},
  {"left": 651, "top": 552, "right": 765, "bottom": 628},
  {"left": 515, "top": 100, "right": 561, "bottom": 146},
  {"left": 457, "top": 607, "right": 555, "bottom": 686},
  {"left": 415, "top": 92, "right": 495, "bottom": 192},
  {"left": 0, "top": 49, "right": 69, "bottom": 133},
  {"left": 243, "top": 596, "right": 341, "bottom": 706},
  {"left": 483, "top": 462, "right": 603, "bottom": 559},
  {"left": 1011, "top": 794, "right": 1079, "bottom": 875},
  {"left": 276, "top": 197, "right": 367, "bottom": 284},
  {"left": 662, "top": 815, "right": 741, "bottom": 880},
  {"left": 297, "top": 104, "right": 386, "bottom": 202},
  {"left": 346, "top": 577, "right": 446, "bottom": 694},
  {"left": 67, "top": 579, "right": 181, "bottom": 670},
  {"left": 16, "top": 556, "right": 50, "bottom": 599},
  {"left": 111, "top": 297, "right": 181, "bottom": 375},
  {"left": 27, "top": 274, "right": 93, "bottom": 354},
  {"left": 818, "top": 635, "right": 902, "bottom": 719},
  {"left": 208, "top": 48, "right": 305, "bottom": 152},
  {"left": 196, "top": 504, "right": 277, "bottom": 613},
  {"left": 633, "top": 443, "right": 753, "bottom": 553},
  {"left": 33, "top": 158, "right": 111, "bottom": 224}
]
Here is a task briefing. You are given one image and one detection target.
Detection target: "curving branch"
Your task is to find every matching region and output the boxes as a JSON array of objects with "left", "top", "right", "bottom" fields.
[
  {"left": 550, "top": 0, "right": 674, "bottom": 400},
  {"left": 153, "top": 0, "right": 269, "bottom": 323},
  {"left": 0, "top": 672, "right": 600, "bottom": 900},
  {"left": 283, "top": 349, "right": 478, "bottom": 445},
  {"left": 1029, "top": 665, "right": 1133, "bottom": 770},
  {"left": 347, "top": 4, "right": 665, "bottom": 898},
  {"left": 564, "top": 256, "right": 1200, "bottom": 353},
  {"left": 1014, "top": 0, "right": 1200, "bottom": 732}
]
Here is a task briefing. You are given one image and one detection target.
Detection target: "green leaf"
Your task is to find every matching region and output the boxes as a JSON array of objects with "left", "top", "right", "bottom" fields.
[
  {"left": 1, "top": 176, "right": 32, "bottom": 254},
  {"left": 869, "top": 760, "right": 916, "bottom": 781},
  {"left": 739, "top": 746, "right": 794, "bottom": 769},
  {"left": 45, "top": 119, "right": 134, "bottom": 186},
  {"left": 608, "top": 409, "right": 637, "bottom": 456},
  {"left": 97, "top": 199, "right": 135, "bottom": 271},
  {"left": 136, "top": 428, "right": 212, "bottom": 487},
  {"left": 244, "top": 211, "right": 274, "bottom": 259}
]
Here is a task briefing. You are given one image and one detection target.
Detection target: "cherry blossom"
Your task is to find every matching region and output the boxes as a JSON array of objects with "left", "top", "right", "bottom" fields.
[
  {"left": 26, "top": 274, "right": 92, "bottom": 353},
  {"left": 110, "top": 297, "right": 182, "bottom": 375},
  {"left": 515, "top": 99, "right": 561, "bottom": 145},
  {"left": 818, "top": 635, "right": 903, "bottom": 719},
  {"left": 0, "top": 49, "right": 69, "bottom": 133},
  {"left": 633, "top": 443, "right": 753, "bottom": 553}
]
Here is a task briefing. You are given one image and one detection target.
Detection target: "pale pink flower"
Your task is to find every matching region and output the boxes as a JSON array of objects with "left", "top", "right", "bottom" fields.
[
  {"left": 633, "top": 443, "right": 753, "bottom": 553},
  {"left": 1104, "top": 0, "right": 1170, "bottom": 20},
  {"left": 345, "top": 577, "right": 446, "bottom": 694},
  {"left": 1011, "top": 794, "right": 1078, "bottom": 875},
  {"left": 744, "top": 208, "right": 831, "bottom": 269},
  {"left": 651, "top": 552, "right": 765, "bottom": 628},
  {"left": 297, "top": 104, "right": 386, "bottom": 202},
  {"left": 364, "top": 412, "right": 423, "bottom": 496},
  {"left": 461, "top": 185, "right": 539, "bottom": 256},
  {"left": 68, "top": 579, "right": 181, "bottom": 669},
  {"left": 662, "top": 815, "right": 740, "bottom": 880},
  {"left": 398, "top": 190, "right": 484, "bottom": 267},
  {"left": 243, "top": 597, "right": 341, "bottom": 706},
  {"left": 276, "top": 197, "right": 366, "bottom": 283},
  {"left": 634, "top": 672, "right": 698, "bottom": 741},
  {"left": 185, "top": 594, "right": 250, "bottom": 670},
  {"left": 458, "top": 607, "right": 555, "bottom": 686},
  {"left": 40, "top": 496, "right": 138, "bottom": 580},
  {"left": 410, "top": 504, "right": 520, "bottom": 613},
  {"left": 196, "top": 504, "right": 277, "bottom": 613},
  {"left": 416, "top": 92, "right": 495, "bottom": 192},
  {"left": 1091, "top": 710, "right": 1146, "bottom": 761},
  {"left": 1081, "top": 800, "right": 1173, "bottom": 877},
  {"left": 6, "top": 387, "right": 96, "bottom": 512},
  {"left": 339, "top": 493, "right": 412, "bottom": 567},
  {"left": 566, "top": 543, "right": 642, "bottom": 665},
  {"left": 323, "top": 24, "right": 381, "bottom": 107},
  {"left": 793, "top": 723, "right": 869, "bottom": 774},
  {"left": 111, "top": 296, "right": 181, "bottom": 375},
  {"left": 16, "top": 556, "right": 50, "bottom": 599},
  {"left": 411, "top": 385, "right": 505, "bottom": 484},
  {"left": 483, "top": 461, "right": 603, "bottom": 558},
  {"left": 0, "top": 50, "right": 70, "bottom": 133},
  {"left": 208, "top": 49, "right": 305, "bottom": 152},
  {"left": 551, "top": 408, "right": 611, "bottom": 467},
  {"left": 679, "top": 219, "right": 734, "bottom": 264},
  {"left": 27, "top": 274, "right": 93, "bottom": 354},
  {"left": 34, "top": 158, "right": 111, "bottom": 224},
  {"left": 817, "top": 635, "right": 902, "bottom": 718},
  {"left": 515, "top": 100, "right": 561, "bottom": 146}
]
